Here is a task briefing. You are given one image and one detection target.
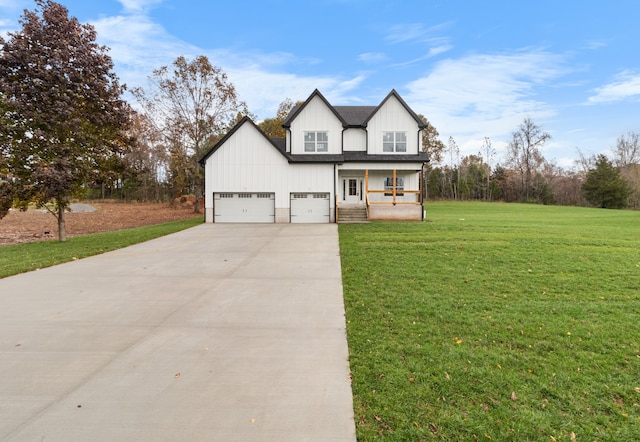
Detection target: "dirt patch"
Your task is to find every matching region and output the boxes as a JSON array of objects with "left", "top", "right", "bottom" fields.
[{"left": 0, "top": 200, "right": 202, "bottom": 245}]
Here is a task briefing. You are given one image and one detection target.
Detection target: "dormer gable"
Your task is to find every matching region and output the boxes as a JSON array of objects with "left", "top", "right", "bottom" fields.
[
  {"left": 283, "top": 89, "right": 345, "bottom": 155},
  {"left": 282, "top": 89, "right": 346, "bottom": 128},
  {"left": 364, "top": 90, "right": 426, "bottom": 155},
  {"left": 364, "top": 89, "right": 426, "bottom": 129}
]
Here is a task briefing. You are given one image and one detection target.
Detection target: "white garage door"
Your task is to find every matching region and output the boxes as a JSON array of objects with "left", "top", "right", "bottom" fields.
[
  {"left": 290, "top": 193, "right": 330, "bottom": 223},
  {"left": 214, "top": 193, "right": 275, "bottom": 223}
]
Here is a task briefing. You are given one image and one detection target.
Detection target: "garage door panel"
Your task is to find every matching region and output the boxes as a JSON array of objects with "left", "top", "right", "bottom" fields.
[
  {"left": 214, "top": 193, "right": 275, "bottom": 223},
  {"left": 290, "top": 193, "right": 330, "bottom": 223}
]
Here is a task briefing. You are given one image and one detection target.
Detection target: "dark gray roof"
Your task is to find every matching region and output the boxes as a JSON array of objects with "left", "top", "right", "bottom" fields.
[
  {"left": 333, "top": 106, "right": 377, "bottom": 127},
  {"left": 282, "top": 89, "right": 426, "bottom": 129},
  {"left": 201, "top": 90, "right": 432, "bottom": 166},
  {"left": 278, "top": 150, "right": 427, "bottom": 164}
]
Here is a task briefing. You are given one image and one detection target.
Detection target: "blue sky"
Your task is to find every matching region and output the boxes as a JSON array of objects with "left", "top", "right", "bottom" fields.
[{"left": 2, "top": 0, "right": 640, "bottom": 167}]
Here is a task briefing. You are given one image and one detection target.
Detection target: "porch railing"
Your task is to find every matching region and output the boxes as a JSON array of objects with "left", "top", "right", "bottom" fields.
[{"left": 366, "top": 189, "right": 422, "bottom": 205}]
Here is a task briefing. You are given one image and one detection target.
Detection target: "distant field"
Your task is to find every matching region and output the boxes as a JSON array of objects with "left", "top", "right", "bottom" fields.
[{"left": 339, "top": 202, "right": 640, "bottom": 441}]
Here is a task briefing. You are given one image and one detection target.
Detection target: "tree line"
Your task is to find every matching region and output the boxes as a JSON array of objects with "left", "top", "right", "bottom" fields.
[
  {"left": 422, "top": 118, "right": 639, "bottom": 210},
  {"left": 1, "top": 1, "right": 638, "bottom": 243}
]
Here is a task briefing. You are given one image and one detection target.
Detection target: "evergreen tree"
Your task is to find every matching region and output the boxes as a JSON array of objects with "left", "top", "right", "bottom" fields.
[{"left": 582, "top": 154, "right": 632, "bottom": 209}]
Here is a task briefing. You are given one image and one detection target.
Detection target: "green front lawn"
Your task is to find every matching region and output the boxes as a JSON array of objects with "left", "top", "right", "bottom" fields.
[
  {"left": 0, "top": 217, "right": 203, "bottom": 278},
  {"left": 339, "top": 202, "right": 640, "bottom": 441}
]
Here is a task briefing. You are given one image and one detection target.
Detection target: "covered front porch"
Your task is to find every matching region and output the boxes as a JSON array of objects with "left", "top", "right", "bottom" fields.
[{"left": 335, "top": 165, "right": 424, "bottom": 222}]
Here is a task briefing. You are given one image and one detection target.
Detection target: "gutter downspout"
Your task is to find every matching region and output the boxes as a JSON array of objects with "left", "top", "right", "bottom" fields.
[
  {"left": 421, "top": 162, "right": 425, "bottom": 221},
  {"left": 334, "top": 162, "right": 337, "bottom": 223}
]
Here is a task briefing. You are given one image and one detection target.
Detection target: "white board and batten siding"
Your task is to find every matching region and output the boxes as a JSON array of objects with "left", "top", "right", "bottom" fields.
[
  {"left": 288, "top": 95, "right": 343, "bottom": 155},
  {"left": 343, "top": 128, "right": 366, "bottom": 152},
  {"left": 366, "top": 95, "right": 420, "bottom": 155},
  {"left": 204, "top": 121, "right": 334, "bottom": 223},
  {"left": 290, "top": 193, "right": 330, "bottom": 223}
]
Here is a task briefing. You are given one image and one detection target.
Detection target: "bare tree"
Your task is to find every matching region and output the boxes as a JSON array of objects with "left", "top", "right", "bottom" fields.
[
  {"left": 120, "top": 112, "right": 169, "bottom": 201},
  {"left": 575, "top": 147, "right": 596, "bottom": 174},
  {"left": 613, "top": 132, "right": 640, "bottom": 167},
  {"left": 133, "top": 56, "right": 248, "bottom": 212},
  {"left": 480, "top": 137, "right": 496, "bottom": 201},
  {"left": 446, "top": 136, "right": 460, "bottom": 199},
  {"left": 612, "top": 132, "right": 640, "bottom": 208},
  {"left": 506, "top": 117, "right": 550, "bottom": 202}
]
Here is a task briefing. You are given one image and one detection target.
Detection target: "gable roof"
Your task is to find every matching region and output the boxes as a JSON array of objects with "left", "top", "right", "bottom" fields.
[
  {"left": 281, "top": 89, "right": 346, "bottom": 128},
  {"left": 363, "top": 89, "right": 426, "bottom": 128},
  {"left": 200, "top": 115, "right": 429, "bottom": 166},
  {"left": 282, "top": 89, "right": 426, "bottom": 130},
  {"left": 199, "top": 116, "right": 285, "bottom": 165}
]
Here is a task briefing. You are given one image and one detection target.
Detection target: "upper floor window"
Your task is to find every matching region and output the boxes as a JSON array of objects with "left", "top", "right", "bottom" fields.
[
  {"left": 304, "top": 131, "right": 328, "bottom": 152},
  {"left": 383, "top": 132, "right": 407, "bottom": 153}
]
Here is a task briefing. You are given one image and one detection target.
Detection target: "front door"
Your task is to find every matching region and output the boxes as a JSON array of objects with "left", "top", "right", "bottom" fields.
[{"left": 343, "top": 177, "right": 363, "bottom": 204}]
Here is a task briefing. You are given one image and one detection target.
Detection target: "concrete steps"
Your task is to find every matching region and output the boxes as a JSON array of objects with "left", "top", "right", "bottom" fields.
[{"left": 337, "top": 206, "right": 368, "bottom": 223}]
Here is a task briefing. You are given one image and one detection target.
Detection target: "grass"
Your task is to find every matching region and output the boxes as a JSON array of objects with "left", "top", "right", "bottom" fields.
[
  {"left": 0, "top": 217, "right": 203, "bottom": 278},
  {"left": 339, "top": 202, "right": 640, "bottom": 441}
]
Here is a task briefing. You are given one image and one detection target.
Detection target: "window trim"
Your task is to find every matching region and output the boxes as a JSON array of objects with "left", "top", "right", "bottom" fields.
[
  {"left": 384, "top": 176, "right": 404, "bottom": 196},
  {"left": 304, "top": 131, "right": 329, "bottom": 152},
  {"left": 382, "top": 131, "right": 407, "bottom": 153}
]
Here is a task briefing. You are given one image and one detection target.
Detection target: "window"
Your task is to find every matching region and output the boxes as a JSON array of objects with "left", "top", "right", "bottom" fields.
[
  {"left": 383, "top": 132, "right": 407, "bottom": 152},
  {"left": 304, "top": 131, "right": 328, "bottom": 152},
  {"left": 384, "top": 177, "right": 404, "bottom": 196}
]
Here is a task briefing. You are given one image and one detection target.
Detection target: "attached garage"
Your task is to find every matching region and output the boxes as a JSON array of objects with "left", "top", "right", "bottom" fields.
[
  {"left": 290, "top": 193, "right": 330, "bottom": 223},
  {"left": 214, "top": 193, "right": 275, "bottom": 223}
]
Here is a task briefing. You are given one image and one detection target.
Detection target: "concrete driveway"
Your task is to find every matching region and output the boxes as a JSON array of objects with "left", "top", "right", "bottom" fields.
[{"left": 0, "top": 224, "right": 356, "bottom": 441}]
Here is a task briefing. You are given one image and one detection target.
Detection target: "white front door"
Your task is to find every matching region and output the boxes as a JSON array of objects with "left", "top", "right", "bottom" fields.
[{"left": 342, "top": 177, "right": 363, "bottom": 204}]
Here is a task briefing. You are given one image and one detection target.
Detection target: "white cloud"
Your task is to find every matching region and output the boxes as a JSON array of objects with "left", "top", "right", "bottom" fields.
[
  {"left": 384, "top": 22, "right": 453, "bottom": 63},
  {"left": 587, "top": 71, "right": 640, "bottom": 104},
  {"left": 358, "top": 52, "right": 387, "bottom": 64},
  {"left": 91, "top": 14, "right": 198, "bottom": 89},
  {"left": 117, "top": 0, "right": 163, "bottom": 13},
  {"left": 405, "top": 50, "right": 567, "bottom": 159},
  {"left": 91, "top": 11, "right": 351, "bottom": 120},
  {"left": 229, "top": 69, "right": 366, "bottom": 119},
  {"left": 385, "top": 22, "right": 451, "bottom": 45}
]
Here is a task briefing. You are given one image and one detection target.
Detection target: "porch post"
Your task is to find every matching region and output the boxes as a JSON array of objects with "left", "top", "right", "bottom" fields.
[
  {"left": 393, "top": 169, "right": 397, "bottom": 205},
  {"left": 419, "top": 164, "right": 423, "bottom": 203},
  {"left": 365, "top": 169, "right": 369, "bottom": 203}
]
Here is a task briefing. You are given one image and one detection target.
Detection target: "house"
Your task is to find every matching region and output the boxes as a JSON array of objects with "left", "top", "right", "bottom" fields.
[{"left": 200, "top": 89, "right": 429, "bottom": 223}]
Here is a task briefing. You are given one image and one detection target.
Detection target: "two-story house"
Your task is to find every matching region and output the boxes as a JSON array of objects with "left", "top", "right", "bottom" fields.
[{"left": 200, "top": 89, "right": 429, "bottom": 223}]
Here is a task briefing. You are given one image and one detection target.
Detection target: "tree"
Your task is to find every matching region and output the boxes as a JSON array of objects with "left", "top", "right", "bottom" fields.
[
  {"left": 259, "top": 98, "right": 294, "bottom": 138},
  {"left": 132, "top": 56, "right": 248, "bottom": 213},
  {"left": 480, "top": 137, "right": 496, "bottom": 201},
  {"left": 416, "top": 114, "right": 445, "bottom": 200},
  {"left": 613, "top": 132, "right": 640, "bottom": 168},
  {"left": 612, "top": 132, "right": 640, "bottom": 209},
  {"left": 505, "top": 117, "right": 550, "bottom": 202},
  {"left": 0, "top": 0, "right": 131, "bottom": 241},
  {"left": 417, "top": 114, "right": 445, "bottom": 164},
  {"left": 582, "top": 154, "right": 632, "bottom": 209},
  {"left": 446, "top": 136, "right": 460, "bottom": 199},
  {"left": 118, "top": 112, "right": 169, "bottom": 202}
]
